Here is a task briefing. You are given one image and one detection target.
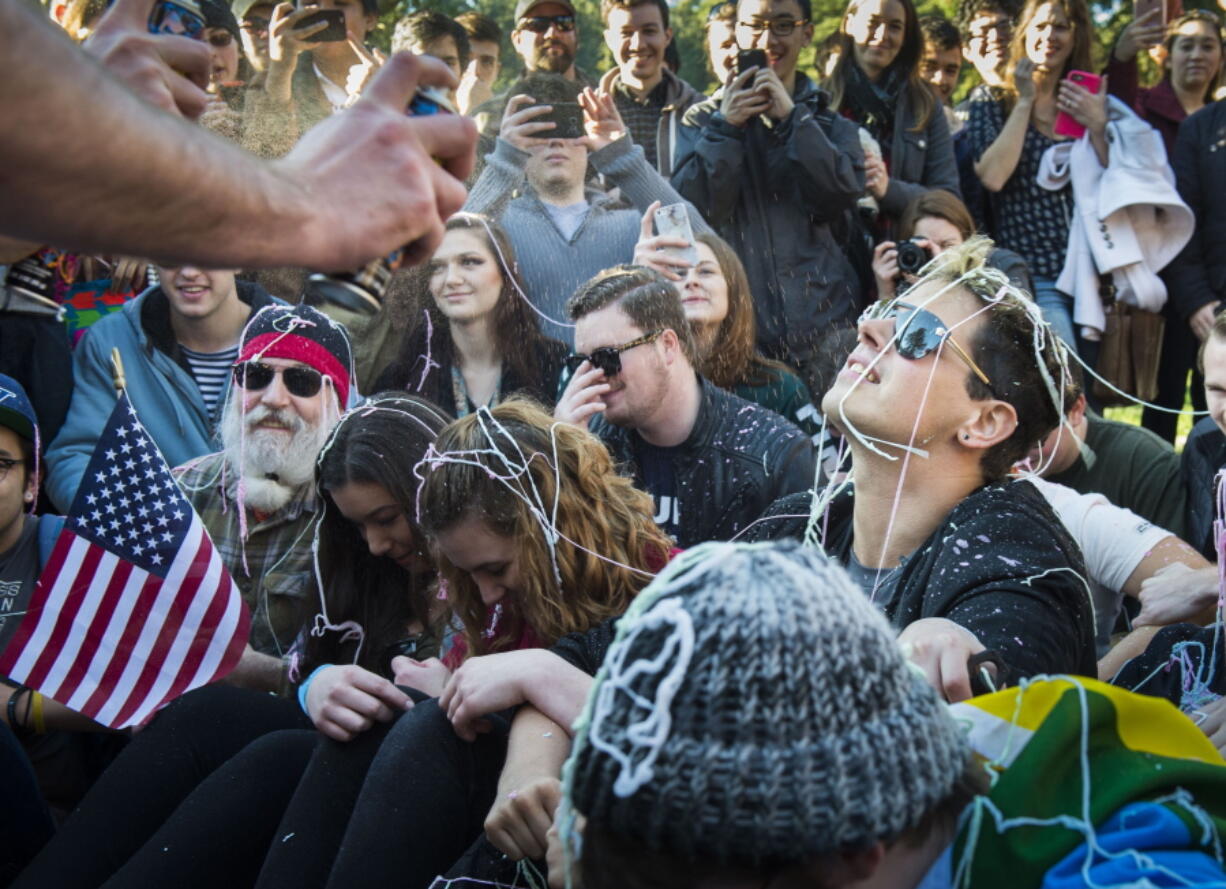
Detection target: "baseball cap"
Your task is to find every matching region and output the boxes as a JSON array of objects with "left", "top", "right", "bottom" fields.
[
  {"left": 514, "top": 0, "right": 577, "bottom": 21},
  {"left": 0, "top": 374, "right": 38, "bottom": 445}
]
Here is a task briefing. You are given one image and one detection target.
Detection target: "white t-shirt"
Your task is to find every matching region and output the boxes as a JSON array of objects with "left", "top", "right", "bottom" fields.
[{"left": 1025, "top": 477, "right": 1172, "bottom": 656}]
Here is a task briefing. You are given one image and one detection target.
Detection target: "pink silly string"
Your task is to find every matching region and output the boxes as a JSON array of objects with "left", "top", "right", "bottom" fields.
[{"left": 417, "top": 309, "right": 441, "bottom": 393}]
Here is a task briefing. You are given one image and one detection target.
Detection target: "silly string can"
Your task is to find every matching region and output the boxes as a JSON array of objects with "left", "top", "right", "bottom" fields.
[{"left": 305, "top": 85, "right": 456, "bottom": 315}]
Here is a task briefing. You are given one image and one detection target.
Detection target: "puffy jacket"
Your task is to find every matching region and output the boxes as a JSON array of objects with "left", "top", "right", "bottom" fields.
[
  {"left": 671, "top": 75, "right": 865, "bottom": 363},
  {"left": 593, "top": 377, "right": 818, "bottom": 546},
  {"left": 45, "top": 282, "right": 280, "bottom": 511},
  {"left": 1169, "top": 99, "right": 1226, "bottom": 322}
]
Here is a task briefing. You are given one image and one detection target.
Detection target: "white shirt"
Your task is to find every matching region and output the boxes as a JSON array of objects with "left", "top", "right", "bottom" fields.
[
  {"left": 1026, "top": 477, "right": 1171, "bottom": 656},
  {"left": 313, "top": 63, "right": 351, "bottom": 113}
]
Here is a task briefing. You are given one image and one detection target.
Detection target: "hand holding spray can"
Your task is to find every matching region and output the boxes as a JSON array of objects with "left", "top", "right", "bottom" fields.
[{"left": 304, "top": 86, "right": 457, "bottom": 315}]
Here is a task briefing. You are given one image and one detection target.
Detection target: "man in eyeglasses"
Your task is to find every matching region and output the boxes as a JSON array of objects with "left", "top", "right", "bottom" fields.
[
  {"left": 750, "top": 240, "right": 1097, "bottom": 702},
  {"left": 672, "top": 0, "right": 866, "bottom": 400},
  {"left": 172, "top": 304, "right": 352, "bottom": 692},
  {"left": 951, "top": 0, "right": 1019, "bottom": 230},
  {"left": 555, "top": 265, "right": 816, "bottom": 546},
  {"left": 44, "top": 266, "right": 279, "bottom": 514},
  {"left": 956, "top": 0, "right": 1017, "bottom": 93}
]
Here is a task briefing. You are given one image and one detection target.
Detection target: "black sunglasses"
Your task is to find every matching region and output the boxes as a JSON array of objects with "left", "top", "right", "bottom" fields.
[
  {"left": 519, "top": 13, "right": 576, "bottom": 32},
  {"left": 860, "top": 300, "right": 992, "bottom": 387},
  {"left": 232, "top": 361, "right": 324, "bottom": 398},
  {"left": 207, "top": 30, "right": 234, "bottom": 46},
  {"left": 565, "top": 329, "right": 664, "bottom": 378}
]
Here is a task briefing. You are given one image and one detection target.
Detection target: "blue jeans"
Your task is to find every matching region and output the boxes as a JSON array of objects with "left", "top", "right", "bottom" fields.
[{"left": 1032, "top": 275, "right": 1079, "bottom": 359}]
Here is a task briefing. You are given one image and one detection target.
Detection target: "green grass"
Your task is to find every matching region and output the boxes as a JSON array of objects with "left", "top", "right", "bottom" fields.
[{"left": 1103, "top": 391, "right": 1198, "bottom": 452}]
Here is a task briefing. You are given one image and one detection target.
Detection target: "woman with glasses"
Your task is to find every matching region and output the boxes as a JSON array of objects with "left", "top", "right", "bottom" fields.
[
  {"left": 1109, "top": 9, "right": 1225, "bottom": 442},
  {"left": 966, "top": 0, "right": 1101, "bottom": 359},
  {"left": 375, "top": 214, "right": 567, "bottom": 418},
  {"left": 823, "top": 0, "right": 961, "bottom": 233}
]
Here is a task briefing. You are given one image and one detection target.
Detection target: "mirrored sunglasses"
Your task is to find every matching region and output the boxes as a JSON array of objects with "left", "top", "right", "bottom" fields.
[{"left": 861, "top": 300, "right": 992, "bottom": 387}]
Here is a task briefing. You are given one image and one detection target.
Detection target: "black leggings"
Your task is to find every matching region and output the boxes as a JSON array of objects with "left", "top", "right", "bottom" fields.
[
  {"left": 254, "top": 698, "right": 510, "bottom": 889},
  {"left": 12, "top": 684, "right": 309, "bottom": 889}
]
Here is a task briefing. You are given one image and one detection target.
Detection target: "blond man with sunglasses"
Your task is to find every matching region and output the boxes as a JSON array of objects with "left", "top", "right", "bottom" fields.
[{"left": 752, "top": 237, "right": 1098, "bottom": 703}]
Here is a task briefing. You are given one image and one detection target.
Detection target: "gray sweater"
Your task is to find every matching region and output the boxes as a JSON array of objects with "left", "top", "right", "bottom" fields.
[{"left": 463, "top": 135, "right": 710, "bottom": 345}]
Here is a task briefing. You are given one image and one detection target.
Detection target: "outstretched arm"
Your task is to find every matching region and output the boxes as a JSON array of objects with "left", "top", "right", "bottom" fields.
[{"left": 0, "top": 0, "right": 475, "bottom": 272}]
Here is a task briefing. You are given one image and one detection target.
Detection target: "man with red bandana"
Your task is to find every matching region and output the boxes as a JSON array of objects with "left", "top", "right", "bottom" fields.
[
  {"left": 173, "top": 304, "right": 353, "bottom": 692},
  {"left": 44, "top": 265, "right": 279, "bottom": 512}
]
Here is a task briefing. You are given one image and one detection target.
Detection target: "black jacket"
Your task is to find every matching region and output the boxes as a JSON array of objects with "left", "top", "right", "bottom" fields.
[
  {"left": 1169, "top": 99, "right": 1226, "bottom": 322},
  {"left": 671, "top": 77, "right": 865, "bottom": 362},
  {"left": 595, "top": 377, "right": 817, "bottom": 547},
  {"left": 374, "top": 323, "right": 567, "bottom": 418},
  {"left": 749, "top": 479, "right": 1097, "bottom": 680},
  {"left": 1181, "top": 415, "right": 1226, "bottom": 560}
]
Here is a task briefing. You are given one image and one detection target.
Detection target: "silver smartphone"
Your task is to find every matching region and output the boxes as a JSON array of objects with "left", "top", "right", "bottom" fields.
[{"left": 653, "top": 203, "right": 700, "bottom": 266}]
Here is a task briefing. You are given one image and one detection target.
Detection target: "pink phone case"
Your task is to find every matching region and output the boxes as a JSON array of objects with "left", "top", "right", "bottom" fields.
[{"left": 1054, "top": 70, "right": 1102, "bottom": 139}]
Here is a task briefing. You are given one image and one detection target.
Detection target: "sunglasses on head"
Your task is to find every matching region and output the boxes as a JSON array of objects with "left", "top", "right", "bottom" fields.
[
  {"left": 861, "top": 300, "right": 993, "bottom": 388},
  {"left": 232, "top": 361, "right": 324, "bottom": 398},
  {"left": 565, "top": 329, "right": 664, "bottom": 378},
  {"left": 519, "top": 13, "right": 576, "bottom": 32}
]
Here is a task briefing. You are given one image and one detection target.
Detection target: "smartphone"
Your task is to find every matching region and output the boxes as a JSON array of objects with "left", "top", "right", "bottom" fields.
[
  {"left": 1134, "top": 0, "right": 1165, "bottom": 26},
  {"left": 531, "top": 101, "right": 585, "bottom": 139},
  {"left": 296, "top": 8, "right": 347, "bottom": 42},
  {"left": 654, "top": 203, "right": 700, "bottom": 266},
  {"left": 1053, "top": 70, "right": 1102, "bottom": 139},
  {"left": 736, "top": 48, "right": 768, "bottom": 76},
  {"left": 148, "top": 0, "right": 204, "bottom": 38}
]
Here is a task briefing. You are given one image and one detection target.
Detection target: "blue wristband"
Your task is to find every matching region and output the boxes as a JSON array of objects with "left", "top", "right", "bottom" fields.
[{"left": 297, "top": 664, "right": 331, "bottom": 716}]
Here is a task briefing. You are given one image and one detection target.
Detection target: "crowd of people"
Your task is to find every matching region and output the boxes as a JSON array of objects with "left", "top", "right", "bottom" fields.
[{"left": 4, "top": 0, "right": 1226, "bottom": 883}]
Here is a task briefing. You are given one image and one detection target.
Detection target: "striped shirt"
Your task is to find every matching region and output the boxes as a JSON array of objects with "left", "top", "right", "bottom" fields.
[{"left": 181, "top": 344, "right": 238, "bottom": 423}]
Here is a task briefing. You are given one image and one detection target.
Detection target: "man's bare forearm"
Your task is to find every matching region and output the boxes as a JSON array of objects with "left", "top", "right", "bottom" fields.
[{"left": 0, "top": 2, "right": 318, "bottom": 269}]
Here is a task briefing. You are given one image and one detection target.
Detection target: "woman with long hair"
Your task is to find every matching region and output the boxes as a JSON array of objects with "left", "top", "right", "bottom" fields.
[
  {"left": 245, "top": 398, "right": 673, "bottom": 889},
  {"left": 295, "top": 393, "right": 453, "bottom": 739},
  {"left": 42, "top": 400, "right": 670, "bottom": 889},
  {"left": 1109, "top": 9, "right": 1225, "bottom": 442},
  {"left": 11, "top": 393, "right": 453, "bottom": 889},
  {"left": 376, "top": 213, "right": 568, "bottom": 417},
  {"left": 634, "top": 224, "right": 820, "bottom": 437},
  {"left": 823, "top": 0, "right": 960, "bottom": 229},
  {"left": 967, "top": 0, "right": 1102, "bottom": 357}
]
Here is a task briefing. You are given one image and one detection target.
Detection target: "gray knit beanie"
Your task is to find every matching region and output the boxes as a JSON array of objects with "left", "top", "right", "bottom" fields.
[{"left": 566, "top": 540, "right": 971, "bottom": 866}]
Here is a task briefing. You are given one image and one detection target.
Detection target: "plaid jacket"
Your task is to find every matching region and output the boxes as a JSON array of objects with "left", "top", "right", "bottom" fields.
[{"left": 174, "top": 451, "right": 319, "bottom": 658}]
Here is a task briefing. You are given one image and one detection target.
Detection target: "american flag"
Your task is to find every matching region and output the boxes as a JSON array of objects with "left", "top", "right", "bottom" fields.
[{"left": 0, "top": 393, "right": 250, "bottom": 728}]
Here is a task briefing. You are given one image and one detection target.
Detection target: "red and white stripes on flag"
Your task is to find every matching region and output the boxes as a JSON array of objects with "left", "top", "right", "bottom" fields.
[{"left": 0, "top": 393, "right": 249, "bottom": 729}]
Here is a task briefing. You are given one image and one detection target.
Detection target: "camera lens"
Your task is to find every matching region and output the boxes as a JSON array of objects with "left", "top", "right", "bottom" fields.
[{"left": 895, "top": 239, "right": 931, "bottom": 275}]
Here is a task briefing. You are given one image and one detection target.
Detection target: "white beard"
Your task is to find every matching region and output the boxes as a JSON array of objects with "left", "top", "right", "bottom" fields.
[{"left": 218, "top": 397, "right": 335, "bottom": 513}]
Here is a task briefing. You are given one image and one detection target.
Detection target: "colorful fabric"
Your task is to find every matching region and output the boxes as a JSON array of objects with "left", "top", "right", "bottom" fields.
[
  {"left": 952, "top": 677, "right": 1226, "bottom": 888},
  {"left": 59, "top": 280, "right": 139, "bottom": 345}
]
